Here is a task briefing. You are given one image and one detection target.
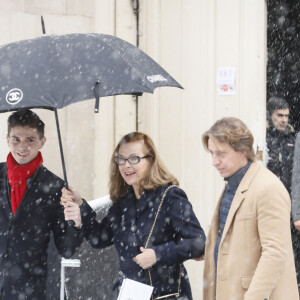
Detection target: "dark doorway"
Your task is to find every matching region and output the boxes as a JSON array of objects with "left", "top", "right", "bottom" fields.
[{"left": 267, "top": 0, "right": 300, "bottom": 132}]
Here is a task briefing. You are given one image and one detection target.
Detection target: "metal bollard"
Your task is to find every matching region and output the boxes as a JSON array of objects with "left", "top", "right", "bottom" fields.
[{"left": 60, "top": 258, "right": 81, "bottom": 300}]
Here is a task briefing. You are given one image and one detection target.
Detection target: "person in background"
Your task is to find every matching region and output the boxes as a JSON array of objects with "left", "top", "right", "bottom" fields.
[
  {"left": 61, "top": 132, "right": 206, "bottom": 300},
  {"left": 266, "top": 96, "right": 295, "bottom": 193},
  {"left": 266, "top": 96, "right": 300, "bottom": 294},
  {"left": 0, "top": 109, "right": 83, "bottom": 300},
  {"left": 202, "top": 117, "right": 298, "bottom": 300}
]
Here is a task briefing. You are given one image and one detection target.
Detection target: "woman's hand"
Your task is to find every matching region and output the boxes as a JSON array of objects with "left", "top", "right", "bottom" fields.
[
  {"left": 133, "top": 247, "right": 156, "bottom": 269},
  {"left": 61, "top": 186, "right": 83, "bottom": 206},
  {"left": 61, "top": 186, "right": 83, "bottom": 228},
  {"left": 64, "top": 200, "right": 82, "bottom": 228}
]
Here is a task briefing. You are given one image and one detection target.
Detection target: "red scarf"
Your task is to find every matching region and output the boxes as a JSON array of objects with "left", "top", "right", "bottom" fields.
[{"left": 7, "top": 152, "right": 43, "bottom": 215}]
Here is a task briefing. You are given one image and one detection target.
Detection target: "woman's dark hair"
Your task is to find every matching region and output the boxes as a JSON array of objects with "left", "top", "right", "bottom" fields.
[{"left": 109, "top": 132, "right": 179, "bottom": 202}]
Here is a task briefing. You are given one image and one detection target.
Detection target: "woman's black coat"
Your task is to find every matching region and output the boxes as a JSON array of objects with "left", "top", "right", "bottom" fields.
[
  {"left": 81, "top": 184, "right": 206, "bottom": 299},
  {"left": 0, "top": 163, "right": 83, "bottom": 300}
]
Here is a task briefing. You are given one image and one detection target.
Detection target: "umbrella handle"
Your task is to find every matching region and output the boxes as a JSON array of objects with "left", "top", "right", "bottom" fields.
[
  {"left": 54, "top": 109, "right": 68, "bottom": 184},
  {"left": 54, "top": 109, "right": 75, "bottom": 227},
  {"left": 41, "top": 17, "right": 74, "bottom": 227}
]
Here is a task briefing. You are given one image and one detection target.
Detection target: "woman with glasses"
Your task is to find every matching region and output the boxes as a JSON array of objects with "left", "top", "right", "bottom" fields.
[{"left": 61, "top": 132, "right": 206, "bottom": 300}]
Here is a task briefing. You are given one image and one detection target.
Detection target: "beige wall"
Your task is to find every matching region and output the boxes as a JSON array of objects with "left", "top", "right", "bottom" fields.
[
  {"left": 138, "top": 1, "right": 266, "bottom": 298},
  {"left": 0, "top": 1, "right": 267, "bottom": 299}
]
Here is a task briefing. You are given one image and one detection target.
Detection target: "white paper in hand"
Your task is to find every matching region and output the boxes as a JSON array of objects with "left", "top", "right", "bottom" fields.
[{"left": 117, "top": 278, "right": 154, "bottom": 300}]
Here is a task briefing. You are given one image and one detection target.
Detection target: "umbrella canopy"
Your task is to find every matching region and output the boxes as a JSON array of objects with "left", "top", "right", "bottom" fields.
[
  {"left": 0, "top": 32, "right": 183, "bottom": 194},
  {"left": 0, "top": 33, "right": 182, "bottom": 112}
]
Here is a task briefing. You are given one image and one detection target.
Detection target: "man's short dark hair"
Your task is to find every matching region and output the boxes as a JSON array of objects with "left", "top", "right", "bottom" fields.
[
  {"left": 267, "top": 97, "right": 289, "bottom": 116},
  {"left": 8, "top": 109, "right": 45, "bottom": 139}
]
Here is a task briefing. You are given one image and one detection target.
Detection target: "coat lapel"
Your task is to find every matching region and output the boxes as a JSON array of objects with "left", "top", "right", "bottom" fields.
[
  {"left": 0, "top": 165, "right": 12, "bottom": 217},
  {"left": 203, "top": 189, "right": 224, "bottom": 298},
  {"left": 220, "top": 162, "right": 261, "bottom": 242},
  {"left": 118, "top": 189, "right": 137, "bottom": 222},
  {"left": 209, "top": 190, "right": 224, "bottom": 248},
  {"left": 136, "top": 187, "right": 162, "bottom": 219},
  {"left": 118, "top": 188, "right": 159, "bottom": 221}
]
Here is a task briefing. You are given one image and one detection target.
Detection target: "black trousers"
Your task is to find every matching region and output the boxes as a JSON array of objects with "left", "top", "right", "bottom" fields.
[{"left": 292, "top": 223, "right": 300, "bottom": 295}]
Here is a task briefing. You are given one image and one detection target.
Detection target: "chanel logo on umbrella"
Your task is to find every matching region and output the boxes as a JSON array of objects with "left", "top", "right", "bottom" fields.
[
  {"left": 6, "top": 88, "right": 23, "bottom": 105},
  {"left": 147, "top": 75, "right": 167, "bottom": 83}
]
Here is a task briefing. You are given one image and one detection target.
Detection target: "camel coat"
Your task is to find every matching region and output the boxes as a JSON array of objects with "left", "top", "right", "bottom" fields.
[{"left": 203, "top": 162, "right": 299, "bottom": 300}]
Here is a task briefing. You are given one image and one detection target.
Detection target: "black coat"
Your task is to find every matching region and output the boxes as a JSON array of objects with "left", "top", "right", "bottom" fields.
[
  {"left": 291, "top": 133, "right": 300, "bottom": 290},
  {"left": 0, "top": 163, "right": 83, "bottom": 300},
  {"left": 80, "top": 184, "right": 206, "bottom": 300},
  {"left": 292, "top": 133, "right": 300, "bottom": 222},
  {"left": 266, "top": 124, "right": 295, "bottom": 193}
]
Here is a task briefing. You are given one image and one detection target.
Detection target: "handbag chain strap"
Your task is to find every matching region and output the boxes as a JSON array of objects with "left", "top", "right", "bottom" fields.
[{"left": 144, "top": 185, "right": 182, "bottom": 300}]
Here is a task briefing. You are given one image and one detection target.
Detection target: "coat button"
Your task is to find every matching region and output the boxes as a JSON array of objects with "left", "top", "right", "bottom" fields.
[{"left": 7, "top": 247, "right": 12, "bottom": 253}]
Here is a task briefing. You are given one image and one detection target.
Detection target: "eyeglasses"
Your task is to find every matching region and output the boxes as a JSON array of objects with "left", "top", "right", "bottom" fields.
[{"left": 114, "top": 155, "right": 151, "bottom": 165}]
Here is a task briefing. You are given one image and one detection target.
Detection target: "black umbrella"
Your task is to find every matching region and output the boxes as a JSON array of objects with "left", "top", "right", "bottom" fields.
[
  {"left": 0, "top": 33, "right": 182, "bottom": 111},
  {"left": 0, "top": 21, "right": 183, "bottom": 185}
]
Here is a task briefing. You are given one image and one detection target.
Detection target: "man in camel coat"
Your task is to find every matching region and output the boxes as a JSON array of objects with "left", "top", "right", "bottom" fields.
[{"left": 202, "top": 117, "right": 298, "bottom": 300}]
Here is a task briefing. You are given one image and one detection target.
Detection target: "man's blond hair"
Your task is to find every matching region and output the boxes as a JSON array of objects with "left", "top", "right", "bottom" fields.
[{"left": 202, "top": 117, "right": 255, "bottom": 161}]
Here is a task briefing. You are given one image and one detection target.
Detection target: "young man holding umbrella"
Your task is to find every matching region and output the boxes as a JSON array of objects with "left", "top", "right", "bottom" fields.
[{"left": 0, "top": 109, "right": 82, "bottom": 300}]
